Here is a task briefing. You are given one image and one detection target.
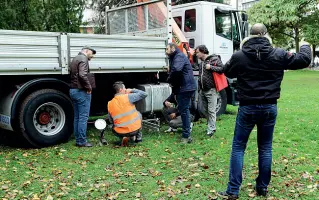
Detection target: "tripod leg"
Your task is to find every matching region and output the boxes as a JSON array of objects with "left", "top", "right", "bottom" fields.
[{"left": 100, "top": 130, "right": 108, "bottom": 145}]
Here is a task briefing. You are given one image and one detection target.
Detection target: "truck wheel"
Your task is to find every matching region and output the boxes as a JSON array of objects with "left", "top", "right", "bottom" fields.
[
  {"left": 19, "top": 89, "right": 73, "bottom": 147},
  {"left": 216, "top": 89, "right": 227, "bottom": 116}
]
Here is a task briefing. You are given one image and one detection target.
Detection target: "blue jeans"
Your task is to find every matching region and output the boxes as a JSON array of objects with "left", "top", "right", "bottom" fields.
[
  {"left": 226, "top": 104, "right": 277, "bottom": 195},
  {"left": 69, "top": 89, "right": 92, "bottom": 145},
  {"left": 176, "top": 91, "right": 195, "bottom": 138}
]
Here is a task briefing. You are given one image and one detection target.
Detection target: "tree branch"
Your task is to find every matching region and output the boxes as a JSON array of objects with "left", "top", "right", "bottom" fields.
[
  {"left": 279, "top": 32, "right": 295, "bottom": 39},
  {"left": 298, "top": 0, "right": 314, "bottom": 11}
]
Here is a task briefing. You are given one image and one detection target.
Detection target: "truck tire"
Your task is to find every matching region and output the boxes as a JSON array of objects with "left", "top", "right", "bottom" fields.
[
  {"left": 19, "top": 89, "right": 73, "bottom": 147},
  {"left": 216, "top": 89, "right": 227, "bottom": 116}
]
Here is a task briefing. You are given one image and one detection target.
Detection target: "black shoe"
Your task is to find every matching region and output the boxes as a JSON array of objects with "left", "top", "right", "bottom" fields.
[
  {"left": 255, "top": 186, "right": 267, "bottom": 196},
  {"left": 217, "top": 191, "right": 239, "bottom": 199},
  {"left": 76, "top": 142, "right": 93, "bottom": 147},
  {"left": 207, "top": 130, "right": 216, "bottom": 137},
  {"left": 135, "top": 139, "right": 142, "bottom": 143}
]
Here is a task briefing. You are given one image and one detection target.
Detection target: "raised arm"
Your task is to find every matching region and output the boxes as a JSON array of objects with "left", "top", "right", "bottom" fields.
[{"left": 128, "top": 89, "right": 148, "bottom": 104}]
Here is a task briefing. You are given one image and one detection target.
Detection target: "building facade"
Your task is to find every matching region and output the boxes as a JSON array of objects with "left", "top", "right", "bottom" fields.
[{"left": 241, "top": 0, "right": 260, "bottom": 10}]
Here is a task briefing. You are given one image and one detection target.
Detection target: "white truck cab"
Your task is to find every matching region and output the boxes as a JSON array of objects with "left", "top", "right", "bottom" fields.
[{"left": 172, "top": 1, "right": 249, "bottom": 63}]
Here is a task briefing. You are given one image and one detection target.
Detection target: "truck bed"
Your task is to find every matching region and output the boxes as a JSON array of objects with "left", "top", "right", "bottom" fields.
[{"left": 0, "top": 30, "right": 167, "bottom": 75}]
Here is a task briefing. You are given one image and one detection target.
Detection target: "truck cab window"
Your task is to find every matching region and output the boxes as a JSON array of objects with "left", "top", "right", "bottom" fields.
[
  {"left": 232, "top": 13, "right": 240, "bottom": 42},
  {"left": 184, "top": 9, "right": 196, "bottom": 32},
  {"left": 232, "top": 12, "right": 240, "bottom": 50},
  {"left": 173, "top": 16, "right": 182, "bottom": 29},
  {"left": 215, "top": 10, "right": 231, "bottom": 40}
]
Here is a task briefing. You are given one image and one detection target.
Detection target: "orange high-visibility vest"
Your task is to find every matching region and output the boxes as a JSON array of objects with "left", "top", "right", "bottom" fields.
[{"left": 108, "top": 94, "right": 142, "bottom": 134}]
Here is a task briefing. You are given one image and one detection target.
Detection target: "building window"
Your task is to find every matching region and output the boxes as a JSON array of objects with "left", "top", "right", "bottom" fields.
[{"left": 184, "top": 9, "right": 196, "bottom": 32}]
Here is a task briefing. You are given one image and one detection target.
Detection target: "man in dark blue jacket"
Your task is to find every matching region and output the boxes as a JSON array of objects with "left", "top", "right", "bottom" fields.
[
  {"left": 166, "top": 43, "right": 196, "bottom": 143},
  {"left": 218, "top": 23, "right": 312, "bottom": 199}
]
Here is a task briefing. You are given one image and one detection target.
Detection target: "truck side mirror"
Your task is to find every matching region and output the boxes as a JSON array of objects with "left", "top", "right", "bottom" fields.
[{"left": 241, "top": 13, "right": 248, "bottom": 21}]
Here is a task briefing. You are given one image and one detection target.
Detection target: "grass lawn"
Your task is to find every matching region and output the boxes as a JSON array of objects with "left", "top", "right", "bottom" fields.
[{"left": 1, "top": 70, "right": 319, "bottom": 200}]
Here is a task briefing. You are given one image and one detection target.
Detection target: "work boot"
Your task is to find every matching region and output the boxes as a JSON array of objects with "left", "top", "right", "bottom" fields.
[
  {"left": 165, "top": 127, "right": 177, "bottom": 133},
  {"left": 121, "top": 137, "right": 129, "bottom": 147},
  {"left": 255, "top": 186, "right": 268, "bottom": 196},
  {"left": 206, "top": 130, "right": 215, "bottom": 137},
  {"left": 76, "top": 142, "right": 93, "bottom": 147},
  {"left": 181, "top": 137, "right": 192, "bottom": 144},
  {"left": 217, "top": 191, "right": 239, "bottom": 199}
]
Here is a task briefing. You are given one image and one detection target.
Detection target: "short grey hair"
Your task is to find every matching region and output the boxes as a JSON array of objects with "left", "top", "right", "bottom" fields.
[{"left": 250, "top": 23, "right": 267, "bottom": 36}]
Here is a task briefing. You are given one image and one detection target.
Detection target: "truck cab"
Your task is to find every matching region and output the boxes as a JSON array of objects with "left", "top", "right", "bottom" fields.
[
  {"left": 172, "top": 1, "right": 249, "bottom": 64},
  {"left": 172, "top": 1, "right": 249, "bottom": 115}
]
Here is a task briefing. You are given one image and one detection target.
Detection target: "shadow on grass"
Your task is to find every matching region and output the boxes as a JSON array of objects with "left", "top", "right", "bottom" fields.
[
  {"left": 0, "top": 130, "right": 33, "bottom": 149},
  {"left": 223, "top": 110, "right": 237, "bottom": 115}
]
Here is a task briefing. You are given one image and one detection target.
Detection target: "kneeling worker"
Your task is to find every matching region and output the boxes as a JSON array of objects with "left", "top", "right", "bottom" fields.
[
  {"left": 162, "top": 93, "right": 195, "bottom": 132},
  {"left": 108, "top": 81, "right": 147, "bottom": 146}
]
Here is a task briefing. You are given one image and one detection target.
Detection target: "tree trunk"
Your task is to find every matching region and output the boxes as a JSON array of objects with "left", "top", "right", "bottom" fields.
[
  {"left": 312, "top": 44, "right": 316, "bottom": 59},
  {"left": 24, "top": 0, "right": 28, "bottom": 30},
  {"left": 294, "top": 28, "right": 300, "bottom": 53}
]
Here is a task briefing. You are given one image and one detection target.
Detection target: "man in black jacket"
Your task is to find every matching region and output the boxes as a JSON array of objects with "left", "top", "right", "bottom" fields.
[
  {"left": 218, "top": 23, "right": 311, "bottom": 199},
  {"left": 195, "top": 45, "right": 224, "bottom": 137},
  {"left": 166, "top": 43, "right": 196, "bottom": 144}
]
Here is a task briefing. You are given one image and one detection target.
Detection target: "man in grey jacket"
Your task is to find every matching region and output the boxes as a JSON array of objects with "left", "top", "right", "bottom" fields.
[
  {"left": 70, "top": 46, "right": 96, "bottom": 147},
  {"left": 195, "top": 45, "right": 224, "bottom": 137}
]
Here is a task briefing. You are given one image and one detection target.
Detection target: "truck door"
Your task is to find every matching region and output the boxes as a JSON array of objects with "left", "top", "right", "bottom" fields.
[
  {"left": 183, "top": 7, "right": 201, "bottom": 49},
  {"left": 213, "top": 8, "right": 241, "bottom": 64}
]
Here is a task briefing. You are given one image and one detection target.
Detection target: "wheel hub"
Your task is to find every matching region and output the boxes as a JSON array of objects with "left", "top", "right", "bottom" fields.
[
  {"left": 33, "top": 102, "right": 65, "bottom": 136},
  {"left": 38, "top": 112, "right": 51, "bottom": 125}
]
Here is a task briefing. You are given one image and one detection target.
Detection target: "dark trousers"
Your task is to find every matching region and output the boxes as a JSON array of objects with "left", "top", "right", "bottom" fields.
[
  {"left": 112, "top": 128, "right": 142, "bottom": 140},
  {"left": 162, "top": 107, "right": 194, "bottom": 129},
  {"left": 176, "top": 91, "right": 195, "bottom": 138}
]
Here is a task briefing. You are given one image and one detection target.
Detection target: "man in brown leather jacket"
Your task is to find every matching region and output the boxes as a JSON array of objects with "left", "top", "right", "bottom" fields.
[{"left": 69, "top": 46, "right": 96, "bottom": 147}]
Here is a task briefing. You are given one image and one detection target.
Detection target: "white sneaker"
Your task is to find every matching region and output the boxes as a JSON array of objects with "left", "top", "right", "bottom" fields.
[
  {"left": 206, "top": 130, "right": 215, "bottom": 137},
  {"left": 165, "top": 127, "right": 177, "bottom": 133}
]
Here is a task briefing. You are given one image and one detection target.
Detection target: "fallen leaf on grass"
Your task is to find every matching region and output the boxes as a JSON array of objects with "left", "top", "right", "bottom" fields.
[
  {"left": 188, "top": 163, "right": 199, "bottom": 168},
  {"left": 248, "top": 193, "right": 256, "bottom": 197},
  {"left": 208, "top": 194, "right": 218, "bottom": 200},
  {"left": 136, "top": 192, "right": 141, "bottom": 198},
  {"left": 31, "top": 194, "right": 41, "bottom": 200},
  {"left": 76, "top": 182, "right": 83, "bottom": 187},
  {"left": 59, "top": 183, "right": 67, "bottom": 186},
  {"left": 1, "top": 185, "right": 9, "bottom": 190},
  {"left": 23, "top": 181, "right": 31, "bottom": 187},
  {"left": 46, "top": 195, "right": 54, "bottom": 200},
  {"left": 202, "top": 165, "right": 209, "bottom": 169}
]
